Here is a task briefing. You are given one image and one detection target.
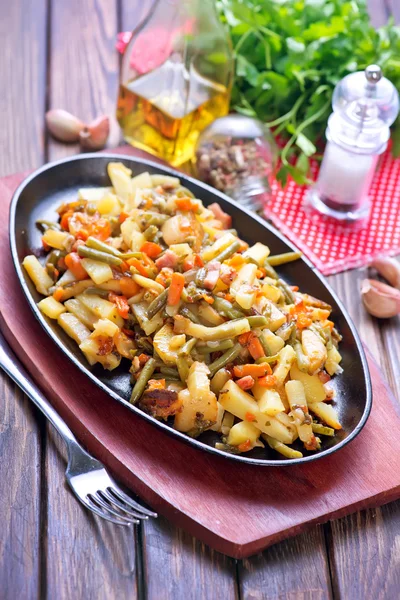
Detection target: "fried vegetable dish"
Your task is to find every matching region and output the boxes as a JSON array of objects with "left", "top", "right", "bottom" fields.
[{"left": 23, "top": 162, "right": 343, "bottom": 459}]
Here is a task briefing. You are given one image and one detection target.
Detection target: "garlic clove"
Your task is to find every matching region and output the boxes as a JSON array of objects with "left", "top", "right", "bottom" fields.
[
  {"left": 79, "top": 116, "right": 110, "bottom": 150},
  {"left": 361, "top": 278, "right": 400, "bottom": 318},
  {"left": 46, "top": 109, "right": 85, "bottom": 142},
  {"left": 370, "top": 256, "right": 400, "bottom": 289}
]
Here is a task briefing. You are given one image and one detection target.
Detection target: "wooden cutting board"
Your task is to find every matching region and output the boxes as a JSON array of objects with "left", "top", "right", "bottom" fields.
[{"left": 2, "top": 152, "right": 400, "bottom": 559}]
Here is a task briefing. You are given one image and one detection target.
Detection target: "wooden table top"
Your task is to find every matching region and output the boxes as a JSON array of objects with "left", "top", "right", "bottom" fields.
[{"left": 1, "top": 0, "right": 399, "bottom": 598}]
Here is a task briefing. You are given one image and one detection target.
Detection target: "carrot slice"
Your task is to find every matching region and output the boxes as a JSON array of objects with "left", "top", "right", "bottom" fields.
[
  {"left": 257, "top": 374, "right": 277, "bottom": 388},
  {"left": 120, "top": 276, "right": 141, "bottom": 298},
  {"left": 140, "top": 242, "right": 163, "bottom": 258},
  {"left": 233, "top": 363, "right": 272, "bottom": 378},
  {"left": 167, "top": 272, "right": 185, "bottom": 306},
  {"left": 248, "top": 334, "right": 265, "bottom": 360},
  {"left": 119, "top": 211, "right": 129, "bottom": 224},
  {"left": 127, "top": 257, "right": 150, "bottom": 277},
  {"left": 64, "top": 252, "right": 88, "bottom": 281},
  {"left": 245, "top": 410, "right": 256, "bottom": 421},
  {"left": 238, "top": 439, "right": 252, "bottom": 452},
  {"left": 108, "top": 292, "right": 130, "bottom": 319},
  {"left": 53, "top": 287, "right": 64, "bottom": 302},
  {"left": 297, "top": 313, "right": 312, "bottom": 329}
]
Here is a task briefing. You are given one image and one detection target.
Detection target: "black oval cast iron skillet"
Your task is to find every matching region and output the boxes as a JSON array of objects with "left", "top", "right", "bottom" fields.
[{"left": 9, "top": 153, "right": 372, "bottom": 466}]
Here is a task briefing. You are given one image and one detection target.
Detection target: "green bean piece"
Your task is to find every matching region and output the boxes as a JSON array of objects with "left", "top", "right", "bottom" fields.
[
  {"left": 160, "top": 366, "right": 180, "bottom": 378},
  {"left": 212, "top": 240, "right": 241, "bottom": 263},
  {"left": 212, "top": 296, "right": 245, "bottom": 320},
  {"left": 210, "top": 368, "right": 232, "bottom": 395},
  {"left": 263, "top": 261, "right": 279, "bottom": 279},
  {"left": 180, "top": 306, "right": 201, "bottom": 324},
  {"left": 46, "top": 249, "right": 61, "bottom": 268},
  {"left": 195, "top": 268, "right": 207, "bottom": 288},
  {"left": 77, "top": 245, "right": 123, "bottom": 266},
  {"left": 130, "top": 358, "right": 156, "bottom": 404},
  {"left": 178, "top": 337, "right": 197, "bottom": 357},
  {"left": 143, "top": 224, "right": 158, "bottom": 241},
  {"left": 263, "top": 434, "right": 303, "bottom": 459},
  {"left": 293, "top": 340, "right": 309, "bottom": 373},
  {"left": 146, "top": 288, "right": 169, "bottom": 319},
  {"left": 86, "top": 236, "right": 121, "bottom": 257},
  {"left": 311, "top": 423, "right": 335, "bottom": 437},
  {"left": 84, "top": 287, "right": 109, "bottom": 298},
  {"left": 276, "top": 322, "right": 296, "bottom": 342},
  {"left": 119, "top": 251, "right": 144, "bottom": 260},
  {"left": 255, "top": 354, "right": 280, "bottom": 364},
  {"left": 177, "top": 357, "right": 190, "bottom": 383},
  {"left": 208, "top": 343, "right": 242, "bottom": 377},
  {"left": 46, "top": 264, "right": 58, "bottom": 281},
  {"left": 183, "top": 269, "right": 198, "bottom": 284},
  {"left": 196, "top": 339, "right": 234, "bottom": 354},
  {"left": 277, "top": 279, "right": 295, "bottom": 304},
  {"left": 247, "top": 315, "right": 268, "bottom": 328},
  {"left": 267, "top": 251, "right": 302, "bottom": 267},
  {"left": 37, "top": 219, "right": 61, "bottom": 231}
]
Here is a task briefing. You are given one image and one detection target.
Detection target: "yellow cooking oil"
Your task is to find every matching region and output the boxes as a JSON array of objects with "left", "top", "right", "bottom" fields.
[{"left": 117, "top": 59, "right": 230, "bottom": 166}]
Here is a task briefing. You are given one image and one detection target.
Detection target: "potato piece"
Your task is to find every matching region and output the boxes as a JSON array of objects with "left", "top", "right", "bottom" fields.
[
  {"left": 201, "top": 232, "right": 236, "bottom": 261},
  {"left": 120, "top": 217, "right": 140, "bottom": 247},
  {"left": 243, "top": 242, "right": 270, "bottom": 266},
  {"left": 208, "top": 402, "right": 225, "bottom": 432},
  {"left": 285, "top": 380, "right": 314, "bottom": 444},
  {"left": 218, "top": 380, "right": 294, "bottom": 444},
  {"left": 78, "top": 187, "right": 113, "bottom": 201},
  {"left": 227, "top": 421, "right": 261, "bottom": 448},
  {"left": 309, "top": 402, "right": 342, "bottom": 430},
  {"left": 81, "top": 258, "right": 113, "bottom": 285},
  {"left": 260, "top": 329, "right": 285, "bottom": 355},
  {"left": 131, "top": 171, "right": 153, "bottom": 193},
  {"left": 253, "top": 386, "right": 285, "bottom": 416},
  {"left": 92, "top": 318, "right": 119, "bottom": 338},
  {"left": 23, "top": 255, "right": 53, "bottom": 295},
  {"left": 78, "top": 294, "right": 124, "bottom": 328},
  {"left": 55, "top": 279, "right": 92, "bottom": 301},
  {"left": 290, "top": 363, "right": 326, "bottom": 403},
  {"left": 302, "top": 329, "right": 327, "bottom": 374},
  {"left": 262, "top": 283, "right": 281, "bottom": 303},
  {"left": 153, "top": 323, "right": 179, "bottom": 366},
  {"left": 42, "top": 229, "right": 73, "bottom": 251},
  {"left": 131, "top": 302, "right": 164, "bottom": 336},
  {"left": 174, "top": 387, "right": 217, "bottom": 434},
  {"left": 79, "top": 337, "right": 121, "bottom": 370},
  {"left": 187, "top": 362, "right": 217, "bottom": 408},
  {"left": 130, "top": 230, "right": 146, "bottom": 252},
  {"left": 150, "top": 174, "right": 179, "bottom": 188},
  {"left": 58, "top": 312, "right": 90, "bottom": 345},
  {"left": 64, "top": 298, "right": 98, "bottom": 329},
  {"left": 169, "top": 243, "right": 193, "bottom": 259},
  {"left": 38, "top": 296, "right": 66, "bottom": 320},
  {"left": 273, "top": 345, "right": 296, "bottom": 385},
  {"left": 198, "top": 303, "right": 225, "bottom": 326},
  {"left": 107, "top": 162, "right": 133, "bottom": 204},
  {"left": 57, "top": 269, "right": 77, "bottom": 287},
  {"left": 265, "top": 300, "right": 286, "bottom": 332},
  {"left": 96, "top": 192, "right": 121, "bottom": 216},
  {"left": 325, "top": 346, "right": 343, "bottom": 376}
]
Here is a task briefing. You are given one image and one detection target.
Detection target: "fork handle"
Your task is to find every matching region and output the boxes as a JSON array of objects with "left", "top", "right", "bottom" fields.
[{"left": 0, "top": 332, "right": 81, "bottom": 449}]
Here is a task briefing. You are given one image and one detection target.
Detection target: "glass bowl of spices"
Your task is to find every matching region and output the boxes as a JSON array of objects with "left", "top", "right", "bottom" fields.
[{"left": 195, "top": 114, "right": 277, "bottom": 214}]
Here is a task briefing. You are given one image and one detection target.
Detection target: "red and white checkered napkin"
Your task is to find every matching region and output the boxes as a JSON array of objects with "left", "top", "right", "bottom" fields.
[{"left": 264, "top": 148, "right": 400, "bottom": 275}]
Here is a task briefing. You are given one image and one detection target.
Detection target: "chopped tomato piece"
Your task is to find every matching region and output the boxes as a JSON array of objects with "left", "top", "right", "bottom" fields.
[
  {"left": 140, "top": 241, "right": 163, "bottom": 259},
  {"left": 64, "top": 252, "right": 88, "bottom": 281},
  {"left": 108, "top": 292, "right": 130, "bottom": 319}
]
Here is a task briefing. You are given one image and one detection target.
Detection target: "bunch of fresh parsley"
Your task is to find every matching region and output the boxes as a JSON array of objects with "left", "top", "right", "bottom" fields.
[{"left": 218, "top": 0, "right": 400, "bottom": 186}]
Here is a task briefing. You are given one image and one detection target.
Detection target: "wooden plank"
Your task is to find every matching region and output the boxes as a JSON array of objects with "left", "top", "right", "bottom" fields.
[
  {"left": 0, "top": 1, "right": 47, "bottom": 598},
  {"left": 327, "top": 268, "right": 400, "bottom": 598},
  {"left": 142, "top": 519, "right": 237, "bottom": 600},
  {"left": 239, "top": 527, "right": 332, "bottom": 600},
  {"left": 48, "top": 0, "right": 121, "bottom": 160},
  {"left": 44, "top": 1, "right": 138, "bottom": 597}
]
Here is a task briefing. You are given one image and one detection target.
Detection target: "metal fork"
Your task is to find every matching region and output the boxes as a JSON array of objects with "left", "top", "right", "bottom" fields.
[{"left": 0, "top": 332, "right": 157, "bottom": 525}]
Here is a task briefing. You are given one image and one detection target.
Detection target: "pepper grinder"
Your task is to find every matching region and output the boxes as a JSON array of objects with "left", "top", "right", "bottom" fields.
[{"left": 306, "top": 65, "right": 399, "bottom": 222}]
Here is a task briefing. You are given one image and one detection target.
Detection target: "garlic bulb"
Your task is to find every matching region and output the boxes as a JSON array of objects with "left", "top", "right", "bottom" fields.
[
  {"left": 46, "top": 109, "right": 84, "bottom": 142},
  {"left": 370, "top": 256, "right": 400, "bottom": 289},
  {"left": 361, "top": 279, "right": 400, "bottom": 318},
  {"left": 79, "top": 116, "right": 110, "bottom": 150}
]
